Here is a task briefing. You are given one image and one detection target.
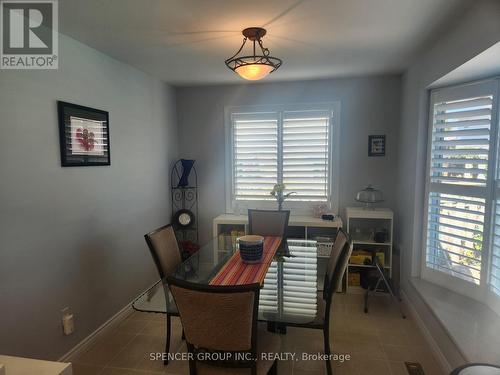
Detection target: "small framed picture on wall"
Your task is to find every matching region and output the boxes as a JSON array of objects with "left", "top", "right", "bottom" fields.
[
  {"left": 58, "top": 101, "right": 110, "bottom": 167},
  {"left": 368, "top": 135, "right": 385, "bottom": 157}
]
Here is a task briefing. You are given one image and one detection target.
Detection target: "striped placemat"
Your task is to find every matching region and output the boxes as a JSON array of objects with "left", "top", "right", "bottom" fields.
[{"left": 210, "top": 236, "right": 282, "bottom": 286}]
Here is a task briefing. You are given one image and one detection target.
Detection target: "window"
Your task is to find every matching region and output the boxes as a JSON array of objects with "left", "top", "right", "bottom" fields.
[
  {"left": 226, "top": 104, "right": 339, "bottom": 213},
  {"left": 423, "top": 79, "right": 500, "bottom": 310}
]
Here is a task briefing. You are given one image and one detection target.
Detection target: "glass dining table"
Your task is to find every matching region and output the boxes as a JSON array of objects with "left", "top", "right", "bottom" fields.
[{"left": 133, "top": 236, "right": 326, "bottom": 327}]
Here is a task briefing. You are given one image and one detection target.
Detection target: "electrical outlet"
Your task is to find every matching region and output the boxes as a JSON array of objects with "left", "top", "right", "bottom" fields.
[{"left": 61, "top": 307, "right": 74, "bottom": 336}]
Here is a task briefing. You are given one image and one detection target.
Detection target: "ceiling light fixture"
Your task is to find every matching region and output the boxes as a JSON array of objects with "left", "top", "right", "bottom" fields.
[{"left": 225, "top": 27, "right": 282, "bottom": 81}]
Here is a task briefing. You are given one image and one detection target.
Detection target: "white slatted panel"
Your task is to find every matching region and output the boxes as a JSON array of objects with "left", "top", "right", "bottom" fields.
[
  {"left": 283, "top": 112, "right": 330, "bottom": 202},
  {"left": 430, "top": 96, "right": 493, "bottom": 186},
  {"left": 283, "top": 239, "right": 317, "bottom": 316},
  {"left": 426, "top": 193, "right": 484, "bottom": 285},
  {"left": 233, "top": 114, "right": 278, "bottom": 201},
  {"left": 491, "top": 202, "right": 500, "bottom": 296},
  {"left": 491, "top": 91, "right": 500, "bottom": 296},
  {"left": 425, "top": 89, "right": 496, "bottom": 287},
  {"left": 423, "top": 80, "right": 500, "bottom": 309},
  {"left": 491, "top": 140, "right": 500, "bottom": 296}
]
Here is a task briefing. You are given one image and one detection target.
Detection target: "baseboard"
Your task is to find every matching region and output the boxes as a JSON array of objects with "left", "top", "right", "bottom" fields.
[
  {"left": 58, "top": 281, "right": 159, "bottom": 363},
  {"left": 401, "top": 289, "right": 452, "bottom": 374},
  {"left": 58, "top": 302, "right": 133, "bottom": 363}
]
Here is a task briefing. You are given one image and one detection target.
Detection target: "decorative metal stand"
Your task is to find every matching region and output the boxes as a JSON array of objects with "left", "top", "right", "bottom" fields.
[{"left": 171, "top": 160, "right": 199, "bottom": 245}]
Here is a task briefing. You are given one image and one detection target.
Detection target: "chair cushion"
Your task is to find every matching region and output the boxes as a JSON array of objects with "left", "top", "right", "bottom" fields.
[
  {"left": 148, "top": 225, "right": 181, "bottom": 277},
  {"left": 195, "top": 325, "right": 281, "bottom": 375}
]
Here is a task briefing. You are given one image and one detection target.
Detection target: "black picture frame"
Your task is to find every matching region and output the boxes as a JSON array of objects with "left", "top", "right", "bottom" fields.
[
  {"left": 368, "top": 135, "right": 386, "bottom": 157},
  {"left": 58, "top": 101, "right": 110, "bottom": 167}
]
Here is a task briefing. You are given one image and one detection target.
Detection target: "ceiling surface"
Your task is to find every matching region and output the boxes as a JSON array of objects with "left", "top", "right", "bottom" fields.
[{"left": 59, "top": 0, "right": 472, "bottom": 86}]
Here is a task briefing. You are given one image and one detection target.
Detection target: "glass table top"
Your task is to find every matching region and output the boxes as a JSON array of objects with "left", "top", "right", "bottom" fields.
[{"left": 133, "top": 236, "right": 323, "bottom": 325}]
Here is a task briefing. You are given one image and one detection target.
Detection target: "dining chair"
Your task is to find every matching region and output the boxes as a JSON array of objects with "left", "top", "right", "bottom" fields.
[
  {"left": 247, "top": 209, "right": 290, "bottom": 252},
  {"left": 285, "top": 228, "right": 353, "bottom": 375},
  {"left": 144, "top": 224, "right": 182, "bottom": 365},
  {"left": 167, "top": 277, "right": 281, "bottom": 375}
]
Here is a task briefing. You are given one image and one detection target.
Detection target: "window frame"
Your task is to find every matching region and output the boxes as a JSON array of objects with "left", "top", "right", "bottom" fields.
[
  {"left": 421, "top": 78, "right": 500, "bottom": 311},
  {"left": 224, "top": 102, "right": 341, "bottom": 215}
]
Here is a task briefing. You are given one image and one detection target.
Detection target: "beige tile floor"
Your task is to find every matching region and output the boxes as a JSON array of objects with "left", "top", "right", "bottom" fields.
[{"left": 72, "top": 291, "right": 445, "bottom": 375}]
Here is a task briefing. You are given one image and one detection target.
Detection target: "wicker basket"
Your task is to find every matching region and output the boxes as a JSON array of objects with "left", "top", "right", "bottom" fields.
[{"left": 316, "top": 240, "right": 334, "bottom": 257}]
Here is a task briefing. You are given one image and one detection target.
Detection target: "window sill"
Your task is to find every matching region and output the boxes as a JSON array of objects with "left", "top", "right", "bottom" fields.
[{"left": 410, "top": 277, "right": 500, "bottom": 365}]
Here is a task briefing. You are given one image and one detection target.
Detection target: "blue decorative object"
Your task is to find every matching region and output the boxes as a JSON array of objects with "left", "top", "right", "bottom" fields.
[
  {"left": 239, "top": 235, "right": 264, "bottom": 263},
  {"left": 178, "top": 159, "right": 195, "bottom": 187}
]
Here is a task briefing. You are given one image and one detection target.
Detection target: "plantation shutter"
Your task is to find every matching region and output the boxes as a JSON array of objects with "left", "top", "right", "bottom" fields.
[
  {"left": 491, "top": 130, "right": 500, "bottom": 297},
  {"left": 491, "top": 200, "right": 500, "bottom": 296},
  {"left": 425, "top": 82, "right": 495, "bottom": 286},
  {"left": 232, "top": 113, "right": 278, "bottom": 201},
  {"left": 426, "top": 193, "right": 485, "bottom": 284},
  {"left": 430, "top": 97, "right": 492, "bottom": 186},
  {"left": 282, "top": 111, "right": 331, "bottom": 202}
]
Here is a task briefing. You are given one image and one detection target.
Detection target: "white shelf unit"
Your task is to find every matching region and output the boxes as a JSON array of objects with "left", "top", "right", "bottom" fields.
[
  {"left": 345, "top": 207, "right": 394, "bottom": 292},
  {"left": 213, "top": 214, "right": 343, "bottom": 256}
]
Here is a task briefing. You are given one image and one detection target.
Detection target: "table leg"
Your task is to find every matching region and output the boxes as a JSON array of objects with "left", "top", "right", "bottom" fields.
[
  {"left": 267, "top": 321, "right": 277, "bottom": 333},
  {"left": 267, "top": 322, "right": 287, "bottom": 334}
]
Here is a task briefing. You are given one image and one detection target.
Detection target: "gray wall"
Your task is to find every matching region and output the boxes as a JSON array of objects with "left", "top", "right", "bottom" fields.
[
  {"left": 0, "top": 34, "right": 178, "bottom": 360},
  {"left": 176, "top": 75, "right": 401, "bottom": 243},
  {"left": 396, "top": 0, "right": 500, "bottom": 368}
]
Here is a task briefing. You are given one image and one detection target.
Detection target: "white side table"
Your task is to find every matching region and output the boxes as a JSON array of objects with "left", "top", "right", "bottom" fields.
[{"left": 0, "top": 355, "right": 72, "bottom": 375}]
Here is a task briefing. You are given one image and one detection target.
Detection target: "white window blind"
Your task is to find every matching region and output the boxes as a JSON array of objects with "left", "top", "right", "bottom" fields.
[
  {"left": 283, "top": 111, "right": 330, "bottom": 202},
  {"left": 228, "top": 105, "right": 337, "bottom": 211},
  {"left": 491, "top": 140, "right": 500, "bottom": 297},
  {"left": 426, "top": 193, "right": 485, "bottom": 284},
  {"left": 424, "top": 80, "right": 499, "bottom": 303},
  {"left": 232, "top": 113, "right": 278, "bottom": 201},
  {"left": 491, "top": 201, "right": 500, "bottom": 296},
  {"left": 425, "top": 92, "right": 493, "bottom": 285},
  {"left": 430, "top": 96, "right": 492, "bottom": 186}
]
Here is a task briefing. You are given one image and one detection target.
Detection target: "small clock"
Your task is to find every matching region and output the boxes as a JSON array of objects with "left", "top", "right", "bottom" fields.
[{"left": 173, "top": 209, "right": 195, "bottom": 228}]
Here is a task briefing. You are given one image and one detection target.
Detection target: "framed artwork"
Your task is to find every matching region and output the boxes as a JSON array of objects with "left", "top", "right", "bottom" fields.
[
  {"left": 368, "top": 135, "right": 386, "bottom": 156},
  {"left": 58, "top": 101, "right": 110, "bottom": 167}
]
